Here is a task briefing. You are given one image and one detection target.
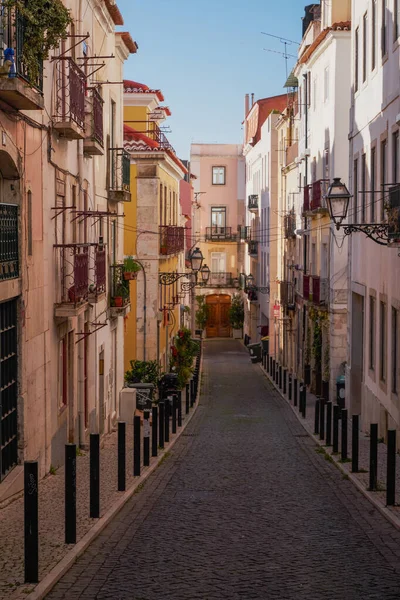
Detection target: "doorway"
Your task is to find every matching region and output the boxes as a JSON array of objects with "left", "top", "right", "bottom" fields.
[{"left": 206, "top": 295, "right": 231, "bottom": 338}]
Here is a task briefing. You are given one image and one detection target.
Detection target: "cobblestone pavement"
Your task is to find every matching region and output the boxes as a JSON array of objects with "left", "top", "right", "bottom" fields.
[{"left": 47, "top": 340, "right": 400, "bottom": 600}]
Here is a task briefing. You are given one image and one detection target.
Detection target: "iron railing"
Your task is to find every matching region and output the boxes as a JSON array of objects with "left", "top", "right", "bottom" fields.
[
  {"left": 0, "top": 298, "right": 18, "bottom": 481},
  {"left": 310, "top": 179, "right": 330, "bottom": 211},
  {"left": 238, "top": 225, "right": 251, "bottom": 241},
  {"left": 86, "top": 87, "right": 104, "bottom": 146},
  {"left": 159, "top": 225, "right": 185, "bottom": 255},
  {"left": 54, "top": 58, "right": 86, "bottom": 129},
  {"left": 0, "top": 204, "right": 18, "bottom": 281},
  {"left": 280, "top": 281, "right": 294, "bottom": 307},
  {"left": 248, "top": 195, "right": 259, "bottom": 211},
  {"left": 248, "top": 240, "right": 258, "bottom": 256},
  {"left": 109, "top": 148, "right": 131, "bottom": 193},
  {"left": 0, "top": 4, "right": 43, "bottom": 91},
  {"left": 54, "top": 244, "right": 92, "bottom": 305},
  {"left": 89, "top": 247, "right": 106, "bottom": 297},
  {"left": 388, "top": 185, "right": 400, "bottom": 245},
  {"left": 310, "top": 276, "right": 329, "bottom": 305},
  {"left": 205, "top": 227, "right": 236, "bottom": 241},
  {"left": 303, "top": 274, "right": 310, "bottom": 299},
  {"left": 110, "top": 264, "right": 130, "bottom": 307},
  {"left": 284, "top": 211, "right": 296, "bottom": 239},
  {"left": 124, "top": 120, "right": 176, "bottom": 153},
  {"left": 303, "top": 185, "right": 310, "bottom": 213},
  {"left": 203, "top": 272, "right": 236, "bottom": 287}
]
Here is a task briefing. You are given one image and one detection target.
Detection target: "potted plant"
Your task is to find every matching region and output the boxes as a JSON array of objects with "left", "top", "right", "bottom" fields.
[
  {"left": 169, "top": 328, "right": 200, "bottom": 389},
  {"left": 228, "top": 294, "right": 244, "bottom": 339},
  {"left": 113, "top": 283, "right": 129, "bottom": 307},
  {"left": 123, "top": 256, "right": 141, "bottom": 280},
  {"left": 195, "top": 295, "right": 209, "bottom": 338}
]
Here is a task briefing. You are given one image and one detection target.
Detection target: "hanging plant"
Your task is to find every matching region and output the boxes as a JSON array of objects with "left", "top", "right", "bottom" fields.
[{"left": 4, "top": 0, "right": 73, "bottom": 84}]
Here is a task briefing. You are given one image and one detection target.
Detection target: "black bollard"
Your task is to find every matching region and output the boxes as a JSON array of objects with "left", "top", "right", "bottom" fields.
[
  {"left": 152, "top": 406, "right": 158, "bottom": 457},
  {"left": 134, "top": 415, "right": 141, "bottom": 476},
  {"left": 288, "top": 374, "right": 292, "bottom": 401},
  {"left": 90, "top": 433, "right": 100, "bottom": 518},
  {"left": 326, "top": 402, "right": 332, "bottom": 446},
  {"left": 165, "top": 397, "right": 170, "bottom": 443},
  {"left": 386, "top": 429, "right": 397, "bottom": 506},
  {"left": 272, "top": 359, "right": 276, "bottom": 381},
  {"left": 178, "top": 391, "right": 182, "bottom": 427},
  {"left": 283, "top": 369, "right": 287, "bottom": 394},
  {"left": 319, "top": 398, "right": 325, "bottom": 441},
  {"left": 270, "top": 356, "right": 273, "bottom": 376},
  {"left": 301, "top": 384, "right": 307, "bottom": 418},
  {"left": 341, "top": 409, "right": 348, "bottom": 461},
  {"left": 369, "top": 423, "right": 378, "bottom": 491},
  {"left": 24, "top": 461, "right": 39, "bottom": 583},
  {"left": 118, "top": 422, "right": 126, "bottom": 491},
  {"left": 172, "top": 395, "right": 177, "bottom": 434},
  {"left": 159, "top": 402, "right": 165, "bottom": 449},
  {"left": 276, "top": 363, "right": 279, "bottom": 385},
  {"left": 190, "top": 379, "right": 195, "bottom": 407},
  {"left": 143, "top": 411, "right": 150, "bottom": 467},
  {"left": 294, "top": 378, "right": 298, "bottom": 407},
  {"left": 314, "top": 399, "right": 320, "bottom": 435},
  {"left": 65, "top": 444, "right": 77, "bottom": 544},
  {"left": 299, "top": 382, "right": 304, "bottom": 413},
  {"left": 279, "top": 365, "right": 282, "bottom": 389},
  {"left": 351, "top": 415, "right": 359, "bottom": 473},
  {"left": 266, "top": 353, "right": 270, "bottom": 373},
  {"left": 185, "top": 384, "right": 190, "bottom": 414},
  {"left": 333, "top": 405, "right": 340, "bottom": 453}
]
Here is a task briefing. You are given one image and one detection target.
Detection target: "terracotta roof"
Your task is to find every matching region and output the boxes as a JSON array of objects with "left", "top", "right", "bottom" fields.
[
  {"left": 104, "top": 0, "right": 124, "bottom": 26},
  {"left": 299, "top": 21, "right": 351, "bottom": 64},
  {"left": 124, "top": 80, "right": 164, "bottom": 101},
  {"left": 159, "top": 106, "right": 172, "bottom": 116},
  {"left": 117, "top": 32, "right": 138, "bottom": 54},
  {"left": 124, "top": 125, "right": 187, "bottom": 175}
]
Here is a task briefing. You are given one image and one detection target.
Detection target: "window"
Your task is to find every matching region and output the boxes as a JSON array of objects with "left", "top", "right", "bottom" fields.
[
  {"left": 361, "top": 153, "right": 367, "bottom": 221},
  {"left": 353, "top": 158, "right": 359, "bottom": 223},
  {"left": 395, "top": 0, "right": 400, "bottom": 40},
  {"left": 369, "top": 296, "right": 376, "bottom": 370},
  {"left": 355, "top": 27, "right": 359, "bottom": 92},
  {"left": 211, "top": 206, "right": 226, "bottom": 230},
  {"left": 371, "top": 147, "right": 376, "bottom": 222},
  {"left": 381, "top": 139, "right": 387, "bottom": 221},
  {"left": 212, "top": 166, "right": 226, "bottom": 185},
  {"left": 393, "top": 131, "right": 399, "bottom": 185},
  {"left": 59, "top": 336, "right": 68, "bottom": 407},
  {"left": 392, "top": 307, "right": 398, "bottom": 393},
  {"left": 382, "top": 0, "right": 387, "bottom": 56},
  {"left": 159, "top": 183, "right": 163, "bottom": 226},
  {"left": 380, "top": 300, "right": 387, "bottom": 381},
  {"left": 372, "top": 0, "right": 377, "bottom": 69},
  {"left": 323, "top": 67, "right": 329, "bottom": 102},
  {"left": 363, "top": 12, "right": 368, "bottom": 82}
]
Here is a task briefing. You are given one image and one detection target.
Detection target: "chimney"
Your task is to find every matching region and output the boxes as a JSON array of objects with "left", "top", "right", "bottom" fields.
[
  {"left": 251, "top": 93, "right": 255, "bottom": 107},
  {"left": 245, "top": 94, "right": 249, "bottom": 118}
]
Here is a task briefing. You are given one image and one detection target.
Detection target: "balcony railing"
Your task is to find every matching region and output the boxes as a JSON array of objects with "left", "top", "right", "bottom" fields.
[
  {"left": 54, "top": 244, "right": 90, "bottom": 307},
  {"left": 310, "top": 179, "right": 330, "bottom": 211},
  {"left": 309, "top": 276, "right": 329, "bottom": 305},
  {"left": 303, "top": 185, "right": 310, "bottom": 213},
  {"left": 284, "top": 212, "right": 296, "bottom": 239},
  {"left": 388, "top": 185, "right": 400, "bottom": 247},
  {"left": 248, "top": 195, "right": 259, "bottom": 212},
  {"left": 54, "top": 58, "right": 86, "bottom": 139},
  {"left": 204, "top": 272, "right": 236, "bottom": 287},
  {"left": 88, "top": 247, "right": 106, "bottom": 300},
  {"left": 280, "top": 281, "right": 295, "bottom": 308},
  {"left": 238, "top": 225, "right": 251, "bottom": 241},
  {"left": 205, "top": 227, "right": 236, "bottom": 241},
  {"left": 110, "top": 264, "right": 130, "bottom": 308},
  {"left": 124, "top": 120, "right": 176, "bottom": 154},
  {"left": 0, "top": 204, "right": 18, "bottom": 281},
  {"left": 248, "top": 240, "right": 258, "bottom": 256},
  {"left": 303, "top": 274, "right": 310, "bottom": 299},
  {"left": 160, "top": 226, "right": 185, "bottom": 255},
  {"left": 108, "top": 148, "right": 131, "bottom": 202},
  {"left": 84, "top": 88, "right": 104, "bottom": 155}
]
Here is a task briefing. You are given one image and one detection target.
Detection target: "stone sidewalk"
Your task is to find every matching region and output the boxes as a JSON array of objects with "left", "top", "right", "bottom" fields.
[
  {"left": 0, "top": 385, "right": 199, "bottom": 600},
  {"left": 260, "top": 361, "right": 400, "bottom": 529}
]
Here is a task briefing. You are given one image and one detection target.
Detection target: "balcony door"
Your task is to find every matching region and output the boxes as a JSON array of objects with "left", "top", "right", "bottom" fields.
[
  {"left": 206, "top": 294, "right": 231, "bottom": 338},
  {"left": 211, "top": 252, "right": 226, "bottom": 286},
  {"left": 211, "top": 207, "right": 226, "bottom": 236}
]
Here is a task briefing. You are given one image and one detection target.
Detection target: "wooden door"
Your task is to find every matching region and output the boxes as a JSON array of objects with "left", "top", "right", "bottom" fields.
[{"left": 206, "top": 295, "right": 231, "bottom": 338}]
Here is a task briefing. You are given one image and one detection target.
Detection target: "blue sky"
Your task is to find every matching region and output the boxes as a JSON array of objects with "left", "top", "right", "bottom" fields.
[{"left": 118, "top": 0, "right": 304, "bottom": 159}]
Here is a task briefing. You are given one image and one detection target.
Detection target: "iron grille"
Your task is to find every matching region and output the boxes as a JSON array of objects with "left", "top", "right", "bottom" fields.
[
  {"left": 54, "top": 58, "right": 86, "bottom": 129},
  {"left": 159, "top": 226, "right": 185, "bottom": 255},
  {"left": 109, "top": 148, "right": 131, "bottom": 192},
  {"left": 205, "top": 227, "right": 235, "bottom": 241},
  {"left": 0, "top": 298, "right": 18, "bottom": 481},
  {"left": 0, "top": 204, "right": 19, "bottom": 281}
]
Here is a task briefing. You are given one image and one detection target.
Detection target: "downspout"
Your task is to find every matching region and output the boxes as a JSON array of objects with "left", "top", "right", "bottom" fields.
[{"left": 78, "top": 0, "right": 85, "bottom": 443}]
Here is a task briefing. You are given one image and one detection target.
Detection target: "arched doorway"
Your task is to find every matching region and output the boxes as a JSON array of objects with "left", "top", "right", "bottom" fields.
[{"left": 206, "top": 294, "right": 231, "bottom": 338}]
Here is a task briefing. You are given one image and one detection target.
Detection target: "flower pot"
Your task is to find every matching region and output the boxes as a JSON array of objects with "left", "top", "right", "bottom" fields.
[
  {"left": 114, "top": 296, "right": 123, "bottom": 307},
  {"left": 232, "top": 328, "right": 243, "bottom": 339},
  {"left": 124, "top": 272, "right": 138, "bottom": 281}
]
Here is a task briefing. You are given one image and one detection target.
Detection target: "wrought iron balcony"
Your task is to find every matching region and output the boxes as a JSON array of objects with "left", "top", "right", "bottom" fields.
[
  {"left": 310, "top": 276, "right": 329, "bottom": 305},
  {"left": 0, "top": 204, "right": 18, "bottom": 281},
  {"left": 54, "top": 244, "right": 92, "bottom": 317},
  {"left": 388, "top": 185, "right": 400, "bottom": 247},
  {"left": 280, "top": 281, "right": 295, "bottom": 309},
  {"left": 84, "top": 88, "right": 104, "bottom": 156},
  {"left": 238, "top": 225, "right": 251, "bottom": 241},
  {"left": 202, "top": 272, "right": 236, "bottom": 288},
  {"left": 303, "top": 185, "right": 311, "bottom": 214},
  {"left": 248, "top": 240, "right": 259, "bottom": 257},
  {"left": 124, "top": 120, "right": 176, "bottom": 154},
  {"left": 54, "top": 58, "right": 86, "bottom": 139},
  {"left": 284, "top": 212, "right": 296, "bottom": 239},
  {"left": 303, "top": 274, "right": 310, "bottom": 299},
  {"left": 159, "top": 226, "right": 185, "bottom": 255},
  {"left": 109, "top": 264, "right": 131, "bottom": 317},
  {"left": 108, "top": 148, "right": 131, "bottom": 202},
  {"left": 310, "top": 179, "right": 330, "bottom": 212},
  {"left": 205, "top": 227, "right": 236, "bottom": 241},
  {"left": 248, "top": 195, "right": 259, "bottom": 212},
  {"left": 0, "top": 5, "right": 44, "bottom": 110},
  {"left": 88, "top": 247, "right": 106, "bottom": 302}
]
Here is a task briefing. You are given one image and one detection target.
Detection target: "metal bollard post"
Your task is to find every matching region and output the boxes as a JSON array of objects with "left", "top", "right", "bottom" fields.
[
  {"left": 143, "top": 411, "right": 150, "bottom": 467},
  {"left": 90, "top": 433, "right": 100, "bottom": 518},
  {"left": 269, "top": 356, "right": 273, "bottom": 376},
  {"left": 299, "top": 382, "right": 304, "bottom": 413},
  {"left": 319, "top": 398, "right": 325, "bottom": 441},
  {"left": 333, "top": 405, "right": 339, "bottom": 453},
  {"left": 178, "top": 391, "right": 182, "bottom": 427},
  {"left": 185, "top": 383, "right": 190, "bottom": 413},
  {"left": 190, "top": 379, "right": 195, "bottom": 407},
  {"left": 172, "top": 395, "right": 177, "bottom": 434},
  {"left": 152, "top": 406, "right": 158, "bottom": 457},
  {"left": 118, "top": 422, "right": 126, "bottom": 491},
  {"left": 302, "top": 384, "right": 307, "bottom": 418},
  {"left": 276, "top": 363, "right": 279, "bottom": 385},
  {"left": 266, "top": 353, "right": 270, "bottom": 373},
  {"left": 24, "top": 461, "right": 39, "bottom": 583},
  {"left": 272, "top": 359, "right": 276, "bottom": 381},
  {"left": 386, "top": 429, "right": 397, "bottom": 506},
  {"left": 314, "top": 399, "right": 320, "bottom": 435},
  {"left": 165, "top": 397, "right": 170, "bottom": 443},
  {"left": 65, "top": 444, "right": 77, "bottom": 544},
  {"left": 158, "top": 401, "right": 165, "bottom": 449},
  {"left": 341, "top": 409, "right": 348, "bottom": 461},
  {"left": 288, "top": 374, "right": 292, "bottom": 401},
  {"left": 352, "top": 415, "right": 359, "bottom": 473},
  {"left": 326, "top": 402, "right": 332, "bottom": 446},
  {"left": 134, "top": 415, "right": 141, "bottom": 476},
  {"left": 369, "top": 423, "right": 378, "bottom": 491},
  {"left": 293, "top": 377, "right": 298, "bottom": 407},
  {"left": 283, "top": 369, "right": 287, "bottom": 394},
  {"left": 279, "top": 365, "right": 282, "bottom": 389}
]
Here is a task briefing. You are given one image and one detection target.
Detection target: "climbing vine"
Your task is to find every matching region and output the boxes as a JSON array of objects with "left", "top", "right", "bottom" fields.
[{"left": 308, "top": 307, "right": 330, "bottom": 379}]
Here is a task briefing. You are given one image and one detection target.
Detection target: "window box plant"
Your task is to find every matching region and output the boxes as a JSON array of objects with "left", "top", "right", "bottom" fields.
[{"left": 123, "top": 256, "right": 141, "bottom": 280}]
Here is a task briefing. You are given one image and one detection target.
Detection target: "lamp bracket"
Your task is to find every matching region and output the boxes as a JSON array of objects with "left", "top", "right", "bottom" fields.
[{"left": 341, "top": 223, "right": 389, "bottom": 246}]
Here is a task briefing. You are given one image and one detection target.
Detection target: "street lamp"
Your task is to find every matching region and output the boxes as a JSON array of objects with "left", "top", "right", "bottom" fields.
[
  {"left": 245, "top": 273, "right": 269, "bottom": 295},
  {"left": 200, "top": 263, "right": 210, "bottom": 284},
  {"left": 190, "top": 247, "right": 203, "bottom": 272},
  {"left": 325, "top": 177, "right": 352, "bottom": 230},
  {"left": 246, "top": 273, "right": 254, "bottom": 288}
]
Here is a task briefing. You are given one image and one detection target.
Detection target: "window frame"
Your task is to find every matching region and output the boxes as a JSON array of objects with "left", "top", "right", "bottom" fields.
[
  {"left": 380, "top": 300, "right": 387, "bottom": 382},
  {"left": 392, "top": 307, "right": 398, "bottom": 394},
  {"left": 372, "top": 0, "right": 377, "bottom": 70},
  {"left": 212, "top": 166, "right": 226, "bottom": 186},
  {"left": 363, "top": 12, "right": 368, "bottom": 83}
]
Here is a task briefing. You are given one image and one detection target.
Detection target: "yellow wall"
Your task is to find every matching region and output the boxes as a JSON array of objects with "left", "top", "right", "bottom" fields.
[
  {"left": 124, "top": 162, "right": 138, "bottom": 371},
  {"left": 124, "top": 105, "right": 149, "bottom": 132}
]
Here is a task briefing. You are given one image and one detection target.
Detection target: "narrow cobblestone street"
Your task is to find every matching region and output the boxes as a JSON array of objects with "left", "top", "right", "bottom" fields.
[{"left": 47, "top": 340, "right": 400, "bottom": 600}]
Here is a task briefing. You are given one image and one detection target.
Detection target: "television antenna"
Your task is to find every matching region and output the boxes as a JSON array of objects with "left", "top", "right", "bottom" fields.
[{"left": 261, "top": 31, "right": 300, "bottom": 78}]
